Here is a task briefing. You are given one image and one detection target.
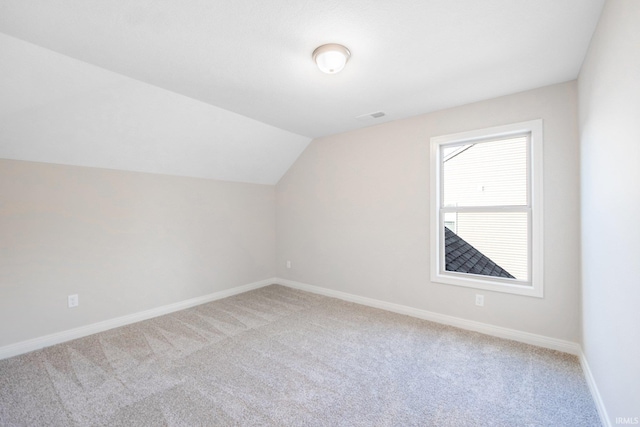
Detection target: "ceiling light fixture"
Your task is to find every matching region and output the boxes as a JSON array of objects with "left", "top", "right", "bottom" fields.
[{"left": 313, "top": 44, "right": 351, "bottom": 74}]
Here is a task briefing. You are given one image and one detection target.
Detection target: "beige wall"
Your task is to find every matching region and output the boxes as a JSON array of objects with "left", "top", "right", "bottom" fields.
[
  {"left": 579, "top": 0, "right": 640, "bottom": 422},
  {"left": 276, "top": 81, "right": 581, "bottom": 341},
  {"left": 0, "top": 159, "right": 276, "bottom": 347}
]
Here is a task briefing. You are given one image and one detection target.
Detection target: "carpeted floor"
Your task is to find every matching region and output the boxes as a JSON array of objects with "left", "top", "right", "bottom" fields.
[{"left": 0, "top": 284, "right": 600, "bottom": 426}]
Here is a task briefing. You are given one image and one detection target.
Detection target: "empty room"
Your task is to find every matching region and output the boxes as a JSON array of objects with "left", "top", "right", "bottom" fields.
[{"left": 0, "top": 0, "right": 638, "bottom": 425}]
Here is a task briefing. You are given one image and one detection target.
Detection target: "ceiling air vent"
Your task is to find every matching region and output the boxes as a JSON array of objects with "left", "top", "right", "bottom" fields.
[{"left": 355, "top": 111, "right": 386, "bottom": 123}]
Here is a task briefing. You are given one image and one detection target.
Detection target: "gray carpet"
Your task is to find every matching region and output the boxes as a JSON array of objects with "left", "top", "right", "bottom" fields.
[{"left": 0, "top": 285, "right": 600, "bottom": 426}]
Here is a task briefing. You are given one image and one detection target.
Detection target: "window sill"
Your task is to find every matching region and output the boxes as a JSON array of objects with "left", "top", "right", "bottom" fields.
[{"left": 431, "top": 271, "right": 543, "bottom": 297}]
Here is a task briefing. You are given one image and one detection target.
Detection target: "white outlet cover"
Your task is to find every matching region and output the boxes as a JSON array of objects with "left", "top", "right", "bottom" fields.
[{"left": 68, "top": 294, "right": 79, "bottom": 308}]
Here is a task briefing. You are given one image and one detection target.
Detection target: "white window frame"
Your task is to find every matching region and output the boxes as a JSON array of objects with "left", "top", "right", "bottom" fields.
[{"left": 430, "top": 120, "right": 544, "bottom": 297}]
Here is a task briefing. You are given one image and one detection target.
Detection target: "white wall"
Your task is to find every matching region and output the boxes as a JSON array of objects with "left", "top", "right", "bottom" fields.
[
  {"left": 276, "top": 81, "right": 581, "bottom": 342},
  {"left": 578, "top": 0, "right": 640, "bottom": 423},
  {"left": 0, "top": 159, "right": 276, "bottom": 347}
]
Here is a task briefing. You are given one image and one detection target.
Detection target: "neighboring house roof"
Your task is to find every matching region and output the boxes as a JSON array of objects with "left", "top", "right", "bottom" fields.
[{"left": 444, "top": 227, "right": 515, "bottom": 279}]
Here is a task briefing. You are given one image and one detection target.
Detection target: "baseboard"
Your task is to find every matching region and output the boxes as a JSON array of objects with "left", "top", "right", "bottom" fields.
[
  {"left": 579, "top": 349, "right": 612, "bottom": 427},
  {"left": 0, "top": 277, "right": 278, "bottom": 360},
  {"left": 276, "top": 278, "right": 581, "bottom": 355},
  {"left": 1, "top": 276, "right": 581, "bottom": 358}
]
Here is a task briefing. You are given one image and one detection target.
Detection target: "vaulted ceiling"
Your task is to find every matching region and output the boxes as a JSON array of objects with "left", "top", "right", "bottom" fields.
[{"left": 0, "top": 0, "right": 604, "bottom": 184}]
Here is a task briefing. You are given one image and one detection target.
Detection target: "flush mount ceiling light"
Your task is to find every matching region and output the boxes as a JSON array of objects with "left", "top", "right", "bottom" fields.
[{"left": 313, "top": 44, "right": 351, "bottom": 74}]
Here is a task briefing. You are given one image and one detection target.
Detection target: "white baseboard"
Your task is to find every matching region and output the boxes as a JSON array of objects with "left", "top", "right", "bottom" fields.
[
  {"left": 579, "top": 350, "right": 611, "bottom": 427},
  {"left": 1, "top": 276, "right": 581, "bottom": 359},
  {"left": 276, "top": 278, "right": 581, "bottom": 355},
  {"left": 0, "top": 277, "right": 277, "bottom": 360}
]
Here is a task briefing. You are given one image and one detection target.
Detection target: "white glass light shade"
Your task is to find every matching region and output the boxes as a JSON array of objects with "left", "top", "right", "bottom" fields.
[{"left": 313, "top": 44, "right": 351, "bottom": 74}]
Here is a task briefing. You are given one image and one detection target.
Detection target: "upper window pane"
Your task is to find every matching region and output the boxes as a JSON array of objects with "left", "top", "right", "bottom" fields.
[{"left": 443, "top": 136, "right": 528, "bottom": 207}]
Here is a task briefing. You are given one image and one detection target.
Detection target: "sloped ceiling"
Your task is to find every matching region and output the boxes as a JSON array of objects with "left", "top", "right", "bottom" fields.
[
  {"left": 0, "top": 34, "right": 309, "bottom": 184},
  {"left": 0, "top": 0, "right": 604, "bottom": 184}
]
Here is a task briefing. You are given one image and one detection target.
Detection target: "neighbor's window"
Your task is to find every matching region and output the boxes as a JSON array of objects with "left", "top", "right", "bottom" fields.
[{"left": 430, "top": 120, "right": 543, "bottom": 297}]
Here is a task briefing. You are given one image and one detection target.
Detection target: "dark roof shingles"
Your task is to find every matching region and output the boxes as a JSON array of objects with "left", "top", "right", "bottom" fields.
[{"left": 444, "top": 227, "right": 515, "bottom": 279}]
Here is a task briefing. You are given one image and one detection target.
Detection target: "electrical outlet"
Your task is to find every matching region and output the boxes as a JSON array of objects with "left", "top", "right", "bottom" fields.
[
  {"left": 68, "top": 294, "right": 79, "bottom": 308},
  {"left": 475, "top": 294, "right": 484, "bottom": 307},
  {"left": 286, "top": 260, "right": 291, "bottom": 269}
]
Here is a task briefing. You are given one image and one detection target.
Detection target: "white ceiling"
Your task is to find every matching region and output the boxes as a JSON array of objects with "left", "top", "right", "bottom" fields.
[
  {"left": 0, "top": 0, "right": 604, "bottom": 184},
  {"left": 0, "top": 34, "right": 309, "bottom": 184}
]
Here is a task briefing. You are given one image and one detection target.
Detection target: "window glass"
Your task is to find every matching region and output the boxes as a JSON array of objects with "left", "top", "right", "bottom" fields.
[
  {"left": 444, "top": 211, "right": 528, "bottom": 281},
  {"left": 443, "top": 137, "right": 527, "bottom": 207}
]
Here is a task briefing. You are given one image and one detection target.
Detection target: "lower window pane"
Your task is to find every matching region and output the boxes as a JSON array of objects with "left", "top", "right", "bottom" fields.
[{"left": 444, "top": 211, "right": 528, "bottom": 282}]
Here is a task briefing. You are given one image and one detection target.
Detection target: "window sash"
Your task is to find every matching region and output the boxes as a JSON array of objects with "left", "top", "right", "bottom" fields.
[
  {"left": 440, "top": 134, "right": 531, "bottom": 208},
  {"left": 438, "top": 208, "right": 532, "bottom": 284}
]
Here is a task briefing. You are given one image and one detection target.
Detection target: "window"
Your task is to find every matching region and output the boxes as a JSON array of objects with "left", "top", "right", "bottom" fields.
[{"left": 430, "top": 120, "right": 543, "bottom": 297}]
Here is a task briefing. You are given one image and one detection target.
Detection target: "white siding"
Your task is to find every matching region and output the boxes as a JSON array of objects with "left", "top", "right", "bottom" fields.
[
  {"left": 456, "top": 212, "right": 528, "bottom": 280},
  {"left": 444, "top": 137, "right": 527, "bottom": 207}
]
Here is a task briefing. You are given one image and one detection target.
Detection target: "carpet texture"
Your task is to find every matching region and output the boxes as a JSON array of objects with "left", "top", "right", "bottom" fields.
[{"left": 0, "top": 285, "right": 600, "bottom": 426}]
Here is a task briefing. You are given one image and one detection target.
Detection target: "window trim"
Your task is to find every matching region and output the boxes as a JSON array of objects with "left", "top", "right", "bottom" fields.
[{"left": 430, "top": 119, "right": 544, "bottom": 298}]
